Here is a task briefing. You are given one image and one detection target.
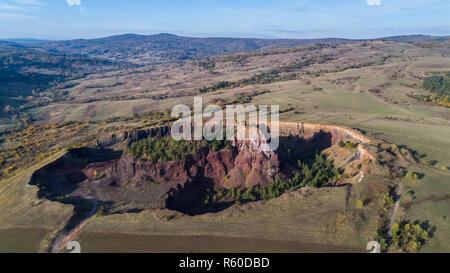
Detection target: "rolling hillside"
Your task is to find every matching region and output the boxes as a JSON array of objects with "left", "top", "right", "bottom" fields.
[{"left": 30, "top": 33, "right": 353, "bottom": 64}]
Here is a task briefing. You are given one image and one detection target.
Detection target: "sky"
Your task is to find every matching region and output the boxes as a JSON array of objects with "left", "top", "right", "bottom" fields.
[{"left": 0, "top": 0, "right": 450, "bottom": 40}]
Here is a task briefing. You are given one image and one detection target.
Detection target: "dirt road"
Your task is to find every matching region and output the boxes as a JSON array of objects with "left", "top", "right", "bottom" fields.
[
  {"left": 50, "top": 196, "right": 98, "bottom": 253},
  {"left": 388, "top": 182, "right": 403, "bottom": 237}
]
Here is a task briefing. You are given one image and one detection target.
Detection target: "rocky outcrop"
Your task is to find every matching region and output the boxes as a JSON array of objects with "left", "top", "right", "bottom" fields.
[
  {"left": 93, "top": 121, "right": 372, "bottom": 149},
  {"left": 107, "top": 144, "right": 280, "bottom": 190},
  {"left": 277, "top": 121, "right": 372, "bottom": 144},
  {"left": 94, "top": 126, "right": 171, "bottom": 148}
]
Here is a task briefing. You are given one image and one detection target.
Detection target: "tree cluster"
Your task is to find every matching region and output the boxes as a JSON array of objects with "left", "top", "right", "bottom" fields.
[
  {"left": 391, "top": 221, "right": 430, "bottom": 253},
  {"left": 126, "top": 137, "right": 232, "bottom": 162},
  {"left": 423, "top": 75, "right": 450, "bottom": 96}
]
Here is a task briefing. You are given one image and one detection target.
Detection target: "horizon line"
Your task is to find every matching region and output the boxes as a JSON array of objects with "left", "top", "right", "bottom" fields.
[{"left": 2, "top": 32, "right": 450, "bottom": 43}]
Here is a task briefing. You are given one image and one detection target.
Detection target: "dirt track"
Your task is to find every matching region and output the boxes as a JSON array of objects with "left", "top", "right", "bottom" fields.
[
  {"left": 50, "top": 196, "right": 98, "bottom": 253},
  {"left": 388, "top": 182, "right": 403, "bottom": 237}
]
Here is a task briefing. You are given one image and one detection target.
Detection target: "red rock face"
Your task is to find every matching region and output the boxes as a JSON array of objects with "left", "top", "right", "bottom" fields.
[
  {"left": 108, "top": 144, "right": 280, "bottom": 191},
  {"left": 101, "top": 143, "right": 280, "bottom": 212}
]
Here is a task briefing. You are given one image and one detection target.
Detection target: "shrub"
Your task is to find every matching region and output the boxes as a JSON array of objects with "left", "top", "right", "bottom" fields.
[
  {"left": 405, "top": 172, "right": 420, "bottom": 181},
  {"left": 404, "top": 190, "right": 416, "bottom": 202},
  {"left": 356, "top": 200, "right": 364, "bottom": 209},
  {"left": 345, "top": 142, "right": 357, "bottom": 149},
  {"left": 383, "top": 187, "right": 395, "bottom": 206},
  {"left": 338, "top": 141, "right": 357, "bottom": 149},
  {"left": 96, "top": 206, "right": 106, "bottom": 217},
  {"left": 421, "top": 159, "right": 437, "bottom": 166}
]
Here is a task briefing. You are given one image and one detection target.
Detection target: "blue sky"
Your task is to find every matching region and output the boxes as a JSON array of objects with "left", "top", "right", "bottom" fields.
[{"left": 1, "top": 0, "right": 450, "bottom": 40}]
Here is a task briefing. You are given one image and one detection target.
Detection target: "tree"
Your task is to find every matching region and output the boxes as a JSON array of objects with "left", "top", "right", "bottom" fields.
[
  {"left": 356, "top": 200, "right": 364, "bottom": 209},
  {"left": 96, "top": 206, "right": 106, "bottom": 217},
  {"left": 383, "top": 189, "right": 395, "bottom": 206},
  {"left": 405, "top": 172, "right": 420, "bottom": 181},
  {"left": 392, "top": 223, "right": 400, "bottom": 235},
  {"left": 236, "top": 188, "right": 242, "bottom": 200}
]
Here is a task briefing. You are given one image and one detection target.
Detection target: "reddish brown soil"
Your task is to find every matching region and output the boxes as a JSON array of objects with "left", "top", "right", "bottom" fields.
[{"left": 30, "top": 122, "right": 377, "bottom": 214}]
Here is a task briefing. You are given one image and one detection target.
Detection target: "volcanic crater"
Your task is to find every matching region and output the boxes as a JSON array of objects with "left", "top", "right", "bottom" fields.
[{"left": 30, "top": 122, "right": 380, "bottom": 217}]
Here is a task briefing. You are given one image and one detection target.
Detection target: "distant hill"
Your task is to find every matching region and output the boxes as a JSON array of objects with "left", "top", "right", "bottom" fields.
[
  {"left": 0, "top": 46, "right": 120, "bottom": 73},
  {"left": 29, "top": 33, "right": 354, "bottom": 64},
  {"left": 379, "top": 35, "right": 450, "bottom": 43},
  {"left": 5, "top": 33, "right": 450, "bottom": 65},
  {"left": 0, "top": 45, "right": 127, "bottom": 110},
  {"left": 0, "top": 40, "right": 26, "bottom": 49},
  {"left": 3, "top": 38, "right": 52, "bottom": 44}
]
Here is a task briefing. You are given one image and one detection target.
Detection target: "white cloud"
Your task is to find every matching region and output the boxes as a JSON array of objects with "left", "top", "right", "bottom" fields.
[
  {"left": 0, "top": 0, "right": 44, "bottom": 19},
  {"left": 367, "top": 0, "right": 381, "bottom": 6},
  {"left": 0, "top": 11, "right": 36, "bottom": 18},
  {"left": 11, "top": 0, "right": 46, "bottom": 7},
  {"left": 66, "top": 0, "right": 81, "bottom": 6},
  {"left": 0, "top": 3, "right": 24, "bottom": 10}
]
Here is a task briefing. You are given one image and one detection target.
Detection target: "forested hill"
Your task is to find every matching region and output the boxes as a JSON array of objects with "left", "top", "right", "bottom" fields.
[
  {"left": 27, "top": 33, "right": 354, "bottom": 64},
  {"left": 380, "top": 35, "right": 450, "bottom": 43},
  {"left": 4, "top": 33, "right": 450, "bottom": 65},
  {"left": 0, "top": 44, "right": 125, "bottom": 109}
]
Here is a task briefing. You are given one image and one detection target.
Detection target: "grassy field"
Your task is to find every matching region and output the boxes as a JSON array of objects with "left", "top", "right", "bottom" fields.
[
  {"left": 250, "top": 50, "right": 450, "bottom": 252},
  {"left": 400, "top": 167, "right": 450, "bottom": 252},
  {"left": 76, "top": 233, "right": 361, "bottom": 253},
  {"left": 0, "top": 151, "right": 75, "bottom": 252},
  {"left": 74, "top": 183, "right": 385, "bottom": 253},
  {"left": 0, "top": 228, "right": 49, "bottom": 253}
]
